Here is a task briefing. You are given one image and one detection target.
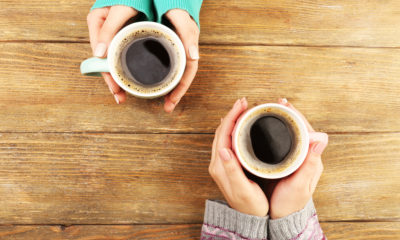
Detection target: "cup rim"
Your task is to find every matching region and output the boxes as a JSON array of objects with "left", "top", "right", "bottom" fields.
[
  {"left": 233, "top": 103, "right": 310, "bottom": 179},
  {"left": 107, "top": 21, "right": 186, "bottom": 98}
]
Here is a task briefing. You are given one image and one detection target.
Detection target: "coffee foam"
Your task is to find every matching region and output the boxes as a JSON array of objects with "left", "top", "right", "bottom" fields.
[
  {"left": 236, "top": 107, "right": 303, "bottom": 174},
  {"left": 112, "top": 29, "right": 182, "bottom": 94}
]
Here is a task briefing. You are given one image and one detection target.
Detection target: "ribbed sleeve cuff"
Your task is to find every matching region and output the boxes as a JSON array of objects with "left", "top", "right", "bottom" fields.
[
  {"left": 203, "top": 200, "right": 268, "bottom": 240},
  {"left": 269, "top": 199, "right": 316, "bottom": 240},
  {"left": 91, "top": 0, "right": 154, "bottom": 21},
  {"left": 153, "top": 0, "right": 203, "bottom": 28}
]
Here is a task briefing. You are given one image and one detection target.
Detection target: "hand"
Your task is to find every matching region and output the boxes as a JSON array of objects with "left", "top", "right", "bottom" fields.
[
  {"left": 269, "top": 98, "right": 329, "bottom": 219},
  {"left": 163, "top": 9, "right": 200, "bottom": 113},
  {"left": 87, "top": 6, "right": 139, "bottom": 104},
  {"left": 209, "top": 98, "right": 269, "bottom": 217}
]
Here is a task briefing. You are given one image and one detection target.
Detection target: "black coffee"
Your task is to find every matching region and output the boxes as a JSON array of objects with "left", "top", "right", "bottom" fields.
[
  {"left": 123, "top": 38, "right": 171, "bottom": 86},
  {"left": 250, "top": 116, "right": 292, "bottom": 164}
]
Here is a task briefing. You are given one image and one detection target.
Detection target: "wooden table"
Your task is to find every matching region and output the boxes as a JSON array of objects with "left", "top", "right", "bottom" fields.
[{"left": 1, "top": 1, "right": 399, "bottom": 239}]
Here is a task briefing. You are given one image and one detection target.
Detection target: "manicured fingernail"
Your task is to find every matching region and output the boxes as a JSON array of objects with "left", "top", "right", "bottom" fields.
[
  {"left": 312, "top": 142, "right": 327, "bottom": 155},
  {"left": 114, "top": 94, "right": 120, "bottom": 104},
  {"left": 189, "top": 45, "right": 199, "bottom": 60},
  {"left": 108, "top": 85, "right": 115, "bottom": 95},
  {"left": 94, "top": 43, "right": 107, "bottom": 57},
  {"left": 219, "top": 148, "right": 231, "bottom": 162}
]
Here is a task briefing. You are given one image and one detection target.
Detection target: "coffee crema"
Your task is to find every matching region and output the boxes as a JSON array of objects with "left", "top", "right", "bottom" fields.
[
  {"left": 235, "top": 107, "right": 303, "bottom": 174},
  {"left": 113, "top": 29, "right": 182, "bottom": 94}
]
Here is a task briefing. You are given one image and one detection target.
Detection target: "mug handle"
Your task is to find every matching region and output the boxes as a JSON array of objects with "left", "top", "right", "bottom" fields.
[{"left": 80, "top": 57, "right": 109, "bottom": 76}]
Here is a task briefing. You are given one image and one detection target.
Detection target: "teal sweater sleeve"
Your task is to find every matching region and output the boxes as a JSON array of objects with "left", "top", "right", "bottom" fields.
[
  {"left": 153, "top": 0, "right": 203, "bottom": 28},
  {"left": 91, "top": 0, "right": 154, "bottom": 21}
]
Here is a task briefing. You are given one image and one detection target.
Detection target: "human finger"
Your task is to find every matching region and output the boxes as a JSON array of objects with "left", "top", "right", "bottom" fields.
[
  {"left": 219, "top": 148, "right": 251, "bottom": 193},
  {"left": 164, "top": 60, "right": 198, "bottom": 112},
  {"left": 278, "top": 98, "right": 314, "bottom": 132},
  {"left": 87, "top": 7, "right": 109, "bottom": 53},
  {"left": 94, "top": 6, "right": 138, "bottom": 57},
  {"left": 217, "top": 98, "right": 248, "bottom": 149}
]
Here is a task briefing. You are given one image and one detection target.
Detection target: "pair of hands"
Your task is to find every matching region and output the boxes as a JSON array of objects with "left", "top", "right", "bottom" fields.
[
  {"left": 87, "top": 6, "right": 199, "bottom": 112},
  {"left": 209, "top": 98, "right": 328, "bottom": 219}
]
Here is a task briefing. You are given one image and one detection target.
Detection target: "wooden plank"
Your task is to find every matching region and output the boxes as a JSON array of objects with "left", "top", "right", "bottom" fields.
[
  {"left": 0, "top": 222, "right": 399, "bottom": 240},
  {"left": 2, "top": 1, "right": 400, "bottom": 47},
  {"left": 1, "top": 43, "right": 400, "bottom": 133},
  {"left": 321, "top": 222, "right": 400, "bottom": 240},
  {"left": 0, "top": 224, "right": 201, "bottom": 240},
  {"left": 0, "top": 133, "right": 398, "bottom": 224}
]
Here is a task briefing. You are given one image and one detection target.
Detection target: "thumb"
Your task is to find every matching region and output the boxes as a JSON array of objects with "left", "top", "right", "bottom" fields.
[
  {"left": 218, "top": 148, "right": 249, "bottom": 189},
  {"left": 94, "top": 6, "right": 137, "bottom": 58}
]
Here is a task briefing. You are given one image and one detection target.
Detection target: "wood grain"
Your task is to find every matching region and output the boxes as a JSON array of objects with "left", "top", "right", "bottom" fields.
[
  {"left": 321, "top": 222, "right": 400, "bottom": 240},
  {"left": 2, "top": 1, "right": 400, "bottom": 47},
  {"left": 0, "top": 224, "right": 201, "bottom": 240},
  {"left": 1, "top": 43, "right": 399, "bottom": 133},
  {"left": 0, "top": 222, "right": 399, "bottom": 240},
  {"left": 0, "top": 133, "right": 398, "bottom": 224}
]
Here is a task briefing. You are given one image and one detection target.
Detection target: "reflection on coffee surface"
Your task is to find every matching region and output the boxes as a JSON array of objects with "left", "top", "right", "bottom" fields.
[
  {"left": 250, "top": 116, "right": 292, "bottom": 164},
  {"left": 122, "top": 37, "right": 172, "bottom": 86}
]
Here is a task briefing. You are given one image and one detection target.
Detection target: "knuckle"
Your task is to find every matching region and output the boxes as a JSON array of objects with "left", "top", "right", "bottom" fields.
[
  {"left": 208, "top": 166, "right": 215, "bottom": 177},
  {"left": 86, "top": 12, "right": 94, "bottom": 22}
]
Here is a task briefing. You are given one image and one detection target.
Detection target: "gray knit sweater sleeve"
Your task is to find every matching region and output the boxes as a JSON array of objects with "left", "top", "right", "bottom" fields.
[
  {"left": 201, "top": 200, "right": 269, "bottom": 240},
  {"left": 201, "top": 199, "right": 325, "bottom": 240},
  {"left": 269, "top": 199, "right": 326, "bottom": 240}
]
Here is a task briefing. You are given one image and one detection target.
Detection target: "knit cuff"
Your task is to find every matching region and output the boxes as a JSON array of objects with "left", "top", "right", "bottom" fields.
[
  {"left": 91, "top": 0, "right": 154, "bottom": 21},
  {"left": 269, "top": 199, "right": 317, "bottom": 240},
  {"left": 202, "top": 200, "right": 268, "bottom": 240},
  {"left": 153, "top": 0, "right": 203, "bottom": 28}
]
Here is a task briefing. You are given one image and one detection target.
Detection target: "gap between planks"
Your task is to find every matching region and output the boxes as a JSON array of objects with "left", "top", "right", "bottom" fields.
[{"left": 1, "top": 40, "right": 400, "bottom": 49}]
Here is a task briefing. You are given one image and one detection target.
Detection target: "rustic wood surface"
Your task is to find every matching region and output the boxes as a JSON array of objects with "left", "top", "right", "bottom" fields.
[
  {"left": 2, "top": 1, "right": 400, "bottom": 47},
  {"left": 0, "top": 133, "right": 398, "bottom": 224},
  {"left": 1, "top": 0, "right": 399, "bottom": 239},
  {"left": 1, "top": 43, "right": 400, "bottom": 133},
  {"left": 0, "top": 222, "right": 399, "bottom": 240}
]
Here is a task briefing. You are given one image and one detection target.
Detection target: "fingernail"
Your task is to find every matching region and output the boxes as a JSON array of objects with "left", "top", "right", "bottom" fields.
[
  {"left": 189, "top": 45, "right": 199, "bottom": 60},
  {"left": 312, "top": 142, "right": 327, "bottom": 155},
  {"left": 108, "top": 85, "right": 114, "bottom": 95},
  {"left": 281, "top": 98, "right": 288, "bottom": 105},
  {"left": 94, "top": 43, "right": 107, "bottom": 57},
  {"left": 240, "top": 97, "right": 246, "bottom": 105},
  {"left": 114, "top": 94, "right": 120, "bottom": 104},
  {"left": 219, "top": 148, "right": 231, "bottom": 162}
]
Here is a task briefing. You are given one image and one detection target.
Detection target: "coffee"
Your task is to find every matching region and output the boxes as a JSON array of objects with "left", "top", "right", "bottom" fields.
[
  {"left": 232, "top": 103, "right": 310, "bottom": 179},
  {"left": 81, "top": 22, "right": 186, "bottom": 98},
  {"left": 250, "top": 116, "right": 293, "bottom": 164},
  {"left": 122, "top": 37, "right": 172, "bottom": 86}
]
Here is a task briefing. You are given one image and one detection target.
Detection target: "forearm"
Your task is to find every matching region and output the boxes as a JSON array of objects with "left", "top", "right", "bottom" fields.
[
  {"left": 269, "top": 200, "right": 326, "bottom": 240},
  {"left": 201, "top": 200, "right": 269, "bottom": 240}
]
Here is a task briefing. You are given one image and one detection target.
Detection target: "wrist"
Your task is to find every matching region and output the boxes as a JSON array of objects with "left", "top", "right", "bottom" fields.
[
  {"left": 204, "top": 200, "right": 269, "bottom": 239},
  {"left": 269, "top": 200, "right": 319, "bottom": 240}
]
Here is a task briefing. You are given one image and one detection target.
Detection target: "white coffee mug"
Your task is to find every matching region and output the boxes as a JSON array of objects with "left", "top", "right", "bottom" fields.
[
  {"left": 232, "top": 103, "right": 311, "bottom": 179},
  {"left": 80, "top": 22, "right": 186, "bottom": 99}
]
